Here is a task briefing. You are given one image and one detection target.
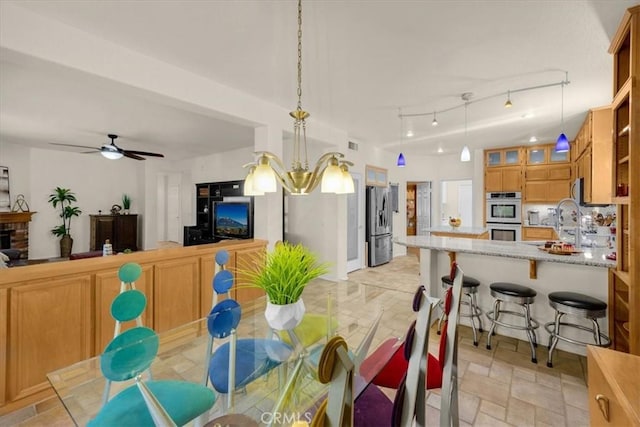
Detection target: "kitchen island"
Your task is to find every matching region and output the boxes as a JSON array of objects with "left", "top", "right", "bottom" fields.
[{"left": 395, "top": 235, "right": 615, "bottom": 356}]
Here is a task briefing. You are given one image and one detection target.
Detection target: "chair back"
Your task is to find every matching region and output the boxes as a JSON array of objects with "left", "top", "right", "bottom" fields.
[
  {"left": 118, "top": 262, "right": 142, "bottom": 292},
  {"left": 101, "top": 326, "right": 159, "bottom": 382},
  {"left": 439, "top": 262, "right": 464, "bottom": 427},
  {"left": 392, "top": 285, "right": 439, "bottom": 427},
  {"left": 211, "top": 249, "right": 233, "bottom": 308}
]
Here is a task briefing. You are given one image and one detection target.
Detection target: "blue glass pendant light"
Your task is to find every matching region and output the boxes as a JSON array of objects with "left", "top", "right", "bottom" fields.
[
  {"left": 555, "top": 78, "right": 569, "bottom": 153},
  {"left": 397, "top": 153, "right": 406, "bottom": 167}
]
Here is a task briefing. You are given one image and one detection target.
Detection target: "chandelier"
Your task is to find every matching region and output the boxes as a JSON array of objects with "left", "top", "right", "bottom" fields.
[{"left": 244, "top": 0, "right": 354, "bottom": 196}]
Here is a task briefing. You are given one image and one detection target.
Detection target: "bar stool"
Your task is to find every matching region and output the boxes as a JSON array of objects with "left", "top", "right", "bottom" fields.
[
  {"left": 486, "top": 282, "right": 539, "bottom": 363},
  {"left": 544, "top": 291, "right": 611, "bottom": 368},
  {"left": 437, "top": 274, "right": 483, "bottom": 346}
]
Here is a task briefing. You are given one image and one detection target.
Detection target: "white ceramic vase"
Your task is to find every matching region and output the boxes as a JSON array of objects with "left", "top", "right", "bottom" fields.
[{"left": 264, "top": 299, "right": 306, "bottom": 331}]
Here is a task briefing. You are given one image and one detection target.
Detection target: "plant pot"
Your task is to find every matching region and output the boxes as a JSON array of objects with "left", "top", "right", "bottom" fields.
[
  {"left": 60, "top": 234, "right": 73, "bottom": 258},
  {"left": 264, "top": 299, "right": 305, "bottom": 331}
]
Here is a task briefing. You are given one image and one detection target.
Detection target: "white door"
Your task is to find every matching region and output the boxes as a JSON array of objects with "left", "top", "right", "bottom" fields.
[
  {"left": 346, "top": 173, "right": 363, "bottom": 272},
  {"left": 416, "top": 182, "right": 432, "bottom": 235},
  {"left": 157, "top": 173, "right": 182, "bottom": 243}
]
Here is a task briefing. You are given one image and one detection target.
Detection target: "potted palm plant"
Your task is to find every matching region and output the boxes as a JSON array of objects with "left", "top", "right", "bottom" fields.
[
  {"left": 238, "top": 241, "right": 329, "bottom": 330},
  {"left": 122, "top": 194, "right": 131, "bottom": 214},
  {"left": 48, "top": 187, "right": 82, "bottom": 257}
]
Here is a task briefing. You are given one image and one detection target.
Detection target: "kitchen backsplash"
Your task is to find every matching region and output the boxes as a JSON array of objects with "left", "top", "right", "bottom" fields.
[{"left": 523, "top": 203, "right": 616, "bottom": 227}]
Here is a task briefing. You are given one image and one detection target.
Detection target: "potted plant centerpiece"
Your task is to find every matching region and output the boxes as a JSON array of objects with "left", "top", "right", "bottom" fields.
[
  {"left": 122, "top": 194, "right": 131, "bottom": 214},
  {"left": 239, "top": 242, "right": 329, "bottom": 330},
  {"left": 48, "top": 187, "right": 82, "bottom": 257}
]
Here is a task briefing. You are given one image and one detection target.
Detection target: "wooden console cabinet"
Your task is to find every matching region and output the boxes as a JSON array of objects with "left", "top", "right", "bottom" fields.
[
  {"left": 90, "top": 214, "right": 138, "bottom": 252},
  {"left": 0, "top": 239, "right": 266, "bottom": 415}
]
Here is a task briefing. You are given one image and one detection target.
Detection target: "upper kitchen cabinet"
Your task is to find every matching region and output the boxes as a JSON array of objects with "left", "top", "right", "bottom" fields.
[
  {"left": 526, "top": 144, "right": 570, "bottom": 165},
  {"left": 573, "top": 106, "right": 613, "bottom": 205},
  {"left": 523, "top": 143, "right": 572, "bottom": 203},
  {"left": 485, "top": 147, "right": 522, "bottom": 167},
  {"left": 365, "top": 165, "right": 388, "bottom": 187},
  {"left": 485, "top": 166, "right": 522, "bottom": 192},
  {"left": 608, "top": 4, "right": 639, "bottom": 355}
]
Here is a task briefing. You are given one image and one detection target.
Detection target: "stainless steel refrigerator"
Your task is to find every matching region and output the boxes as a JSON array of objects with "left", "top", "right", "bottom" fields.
[{"left": 366, "top": 186, "right": 393, "bottom": 266}]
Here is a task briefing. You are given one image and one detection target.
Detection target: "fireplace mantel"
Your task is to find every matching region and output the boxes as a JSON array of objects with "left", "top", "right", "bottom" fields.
[{"left": 0, "top": 212, "right": 36, "bottom": 223}]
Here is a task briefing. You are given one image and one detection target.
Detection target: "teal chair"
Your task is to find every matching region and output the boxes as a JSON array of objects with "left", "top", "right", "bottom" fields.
[
  {"left": 89, "top": 326, "right": 216, "bottom": 426},
  {"left": 118, "top": 262, "right": 143, "bottom": 292}
]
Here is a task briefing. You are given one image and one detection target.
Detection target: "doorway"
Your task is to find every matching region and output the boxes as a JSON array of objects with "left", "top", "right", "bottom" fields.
[
  {"left": 157, "top": 172, "right": 182, "bottom": 245},
  {"left": 406, "top": 181, "right": 432, "bottom": 257},
  {"left": 346, "top": 173, "right": 363, "bottom": 272},
  {"left": 440, "top": 179, "right": 473, "bottom": 227}
]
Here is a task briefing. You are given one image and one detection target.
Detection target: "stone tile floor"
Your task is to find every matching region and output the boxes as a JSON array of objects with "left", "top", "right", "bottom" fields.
[{"left": 0, "top": 255, "right": 590, "bottom": 426}]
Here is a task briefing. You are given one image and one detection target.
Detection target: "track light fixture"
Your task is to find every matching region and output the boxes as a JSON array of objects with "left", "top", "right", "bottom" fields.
[
  {"left": 504, "top": 90, "right": 513, "bottom": 108},
  {"left": 460, "top": 97, "right": 471, "bottom": 162},
  {"left": 431, "top": 111, "right": 438, "bottom": 126},
  {"left": 555, "top": 73, "right": 570, "bottom": 153},
  {"left": 397, "top": 108, "right": 406, "bottom": 167}
]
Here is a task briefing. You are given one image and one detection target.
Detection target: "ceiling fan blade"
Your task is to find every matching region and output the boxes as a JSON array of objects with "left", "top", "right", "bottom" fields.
[
  {"left": 124, "top": 150, "right": 165, "bottom": 158},
  {"left": 123, "top": 151, "right": 146, "bottom": 161},
  {"left": 50, "top": 142, "right": 100, "bottom": 151}
]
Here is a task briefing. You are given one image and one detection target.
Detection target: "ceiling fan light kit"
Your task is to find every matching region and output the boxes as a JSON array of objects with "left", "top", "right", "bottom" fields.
[{"left": 50, "top": 133, "right": 165, "bottom": 161}]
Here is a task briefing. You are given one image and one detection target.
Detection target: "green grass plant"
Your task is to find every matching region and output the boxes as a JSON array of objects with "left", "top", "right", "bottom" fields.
[{"left": 237, "top": 242, "right": 329, "bottom": 305}]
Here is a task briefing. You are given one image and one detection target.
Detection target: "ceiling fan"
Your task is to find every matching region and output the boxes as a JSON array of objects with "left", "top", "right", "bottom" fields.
[{"left": 51, "top": 134, "right": 165, "bottom": 161}]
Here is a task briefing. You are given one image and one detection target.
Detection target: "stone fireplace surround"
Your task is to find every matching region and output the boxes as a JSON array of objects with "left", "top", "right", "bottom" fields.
[{"left": 0, "top": 212, "right": 36, "bottom": 259}]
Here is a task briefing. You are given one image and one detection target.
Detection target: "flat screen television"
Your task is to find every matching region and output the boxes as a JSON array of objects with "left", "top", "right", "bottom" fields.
[{"left": 213, "top": 201, "right": 253, "bottom": 240}]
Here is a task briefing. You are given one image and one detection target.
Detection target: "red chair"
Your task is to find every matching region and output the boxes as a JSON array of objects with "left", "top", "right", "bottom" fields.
[{"left": 355, "top": 262, "right": 464, "bottom": 426}]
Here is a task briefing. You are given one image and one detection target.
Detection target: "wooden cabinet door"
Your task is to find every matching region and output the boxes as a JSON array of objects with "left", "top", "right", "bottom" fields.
[
  {"left": 95, "top": 265, "right": 154, "bottom": 351},
  {"left": 547, "top": 164, "right": 572, "bottom": 180},
  {"left": 548, "top": 181, "right": 571, "bottom": 201},
  {"left": 91, "top": 216, "right": 115, "bottom": 251},
  {"left": 485, "top": 169, "right": 503, "bottom": 192},
  {"left": 583, "top": 149, "right": 593, "bottom": 203},
  {"left": 9, "top": 276, "right": 92, "bottom": 401},
  {"left": 154, "top": 258, "right": 199, "bottom": 332},
  {"left": 486, "top": 150, "right": 502, "bottom": 167},
  {"left": 234, "top": 246, "right": 266, "bottom": 305},
  {"left": 501, "top": 167, "right": 522, "bottom": 191},
  {"left": 524, "top": 182, "right": 548, "bottom": 202},
  {"left": 525, "top": 166, "right": 548, "bottom": 181},
  {"left": 115, "top": 215, "right": 138, "bottom": 252}
]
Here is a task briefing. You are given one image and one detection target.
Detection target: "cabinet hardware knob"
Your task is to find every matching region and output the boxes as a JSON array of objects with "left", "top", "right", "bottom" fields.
[{"left": 595, "top": 394, "right": 609, "bottom": 421}]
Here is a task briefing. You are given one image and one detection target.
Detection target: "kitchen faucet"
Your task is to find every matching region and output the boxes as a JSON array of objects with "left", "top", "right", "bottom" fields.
[{"left": 555, "top": 198, "right": 581, "bottom": 248}]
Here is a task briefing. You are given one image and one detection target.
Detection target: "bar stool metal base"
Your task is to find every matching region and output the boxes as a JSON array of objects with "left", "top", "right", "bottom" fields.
[
  {"left": 485, "top": 283, "right": 539, "bottom": 364},
  {"left": 544, "top": 292, "right": 611, "bottom": 368},
  {"left": 437, "top": 276, "right": 483, "bottom": 346}
]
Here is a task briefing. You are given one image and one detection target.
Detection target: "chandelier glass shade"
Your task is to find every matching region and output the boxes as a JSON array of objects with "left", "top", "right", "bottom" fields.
[
  {"left": 555, "top": 77, "right": 569, "bottom": 153},
  {"left": 244, "top": 0, "right": 353, "bottom": 196}
]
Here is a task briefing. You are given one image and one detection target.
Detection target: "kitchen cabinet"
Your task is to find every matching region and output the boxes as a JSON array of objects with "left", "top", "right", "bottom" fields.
[
  {"left": 522, "top": 226, "right": 558, "bottom": 241},
  {"left": 485, "top": 147, "right": 522, "bottom": 167},
  {"left": 573, "top": 106, "right": 613, "bottom": 205},
  {"left": 526, "top": 144, "right": 570, "bottom": 165},
  {"left": 523, "top": 143, "right": 572, "bottom": 203},
  {"left": 587, "top": 346, "right": 640, "bottom": 425},
  {"left": 608, "top": 4, "right": 639, "bottom": 355},
  {"left": 485, "top": 166, "right": 522, "bottom": 192},
  {"left": 90, "top": 214, "right": 138, "bottom": 253},
  {"left": 365, "top": 165, "right": 388, "bottom": 187}
]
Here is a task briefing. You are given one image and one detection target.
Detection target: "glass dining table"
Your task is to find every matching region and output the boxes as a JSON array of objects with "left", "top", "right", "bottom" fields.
[{"left": 47, "top": 279, "right": 416, "bottom": 426}]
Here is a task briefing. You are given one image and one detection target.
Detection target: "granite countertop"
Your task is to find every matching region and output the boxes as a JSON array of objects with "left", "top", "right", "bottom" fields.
[
  {"left": 395, "top": 235, "right": 615, "bottom": 268},
  {"left": 426, "top": 226, "right": 488, "bottom": 235},
  {"left": 523, "top": 224, "right": 557, "bottom": 229}
]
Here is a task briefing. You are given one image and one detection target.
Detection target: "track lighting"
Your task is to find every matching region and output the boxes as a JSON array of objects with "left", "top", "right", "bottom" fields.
[
  {"left": 555, "top": 75, "right": 570, "bottom": 153},
  {"left": 431, "top": 111, "right": 438, "bottom": 126},
  {"left": 504, "top": 90, "right": 513, "bottom": 108}
]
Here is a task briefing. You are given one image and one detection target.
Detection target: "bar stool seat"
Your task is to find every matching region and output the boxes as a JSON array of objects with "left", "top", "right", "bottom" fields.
[
  {"left": 437, "top": 275, "right": 483, "bottom": 346},
  {"left": 486, "top": 282, "right": 539, "bottom": 363},
  {"left": 544, "top": 291, "right": 610, "bottom": 368}
]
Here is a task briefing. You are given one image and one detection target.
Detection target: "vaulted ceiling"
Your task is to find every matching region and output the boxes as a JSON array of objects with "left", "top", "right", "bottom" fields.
[{"left": 0, "top": 1, "right": 636, "bottom": 161}]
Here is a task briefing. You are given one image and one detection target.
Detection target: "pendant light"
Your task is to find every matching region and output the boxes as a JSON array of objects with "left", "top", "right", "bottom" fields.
[
  {"left": 460, "top": 95, "right": 471, "bottom": 162},
  {"left": 397, "top": 108, "right": 406, "bottom": 167},
  {"left": 555, "top": 77, "right": 569, "bottom": 153},
  {"left": 431, "top": 111, "right": 438, "bottom": 126},
  {"left": 244, "top": 0, "right": 353, "bottom": 195},
  {"left": 504, "top": 90, "right": 513, "bottom": 108}
]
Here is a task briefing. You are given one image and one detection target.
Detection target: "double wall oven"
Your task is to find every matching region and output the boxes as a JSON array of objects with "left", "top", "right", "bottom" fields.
[{"left": 486, "top": 192, "right": 522, "bottom": 241}]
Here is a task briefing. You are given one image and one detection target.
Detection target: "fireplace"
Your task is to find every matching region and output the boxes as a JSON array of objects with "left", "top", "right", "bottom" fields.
[
  {"left": 0, "top": 229, "right": 12, "bottom": 249},
  {"left": 0, "top": 212, "right": 36, "bottom": 259}
]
